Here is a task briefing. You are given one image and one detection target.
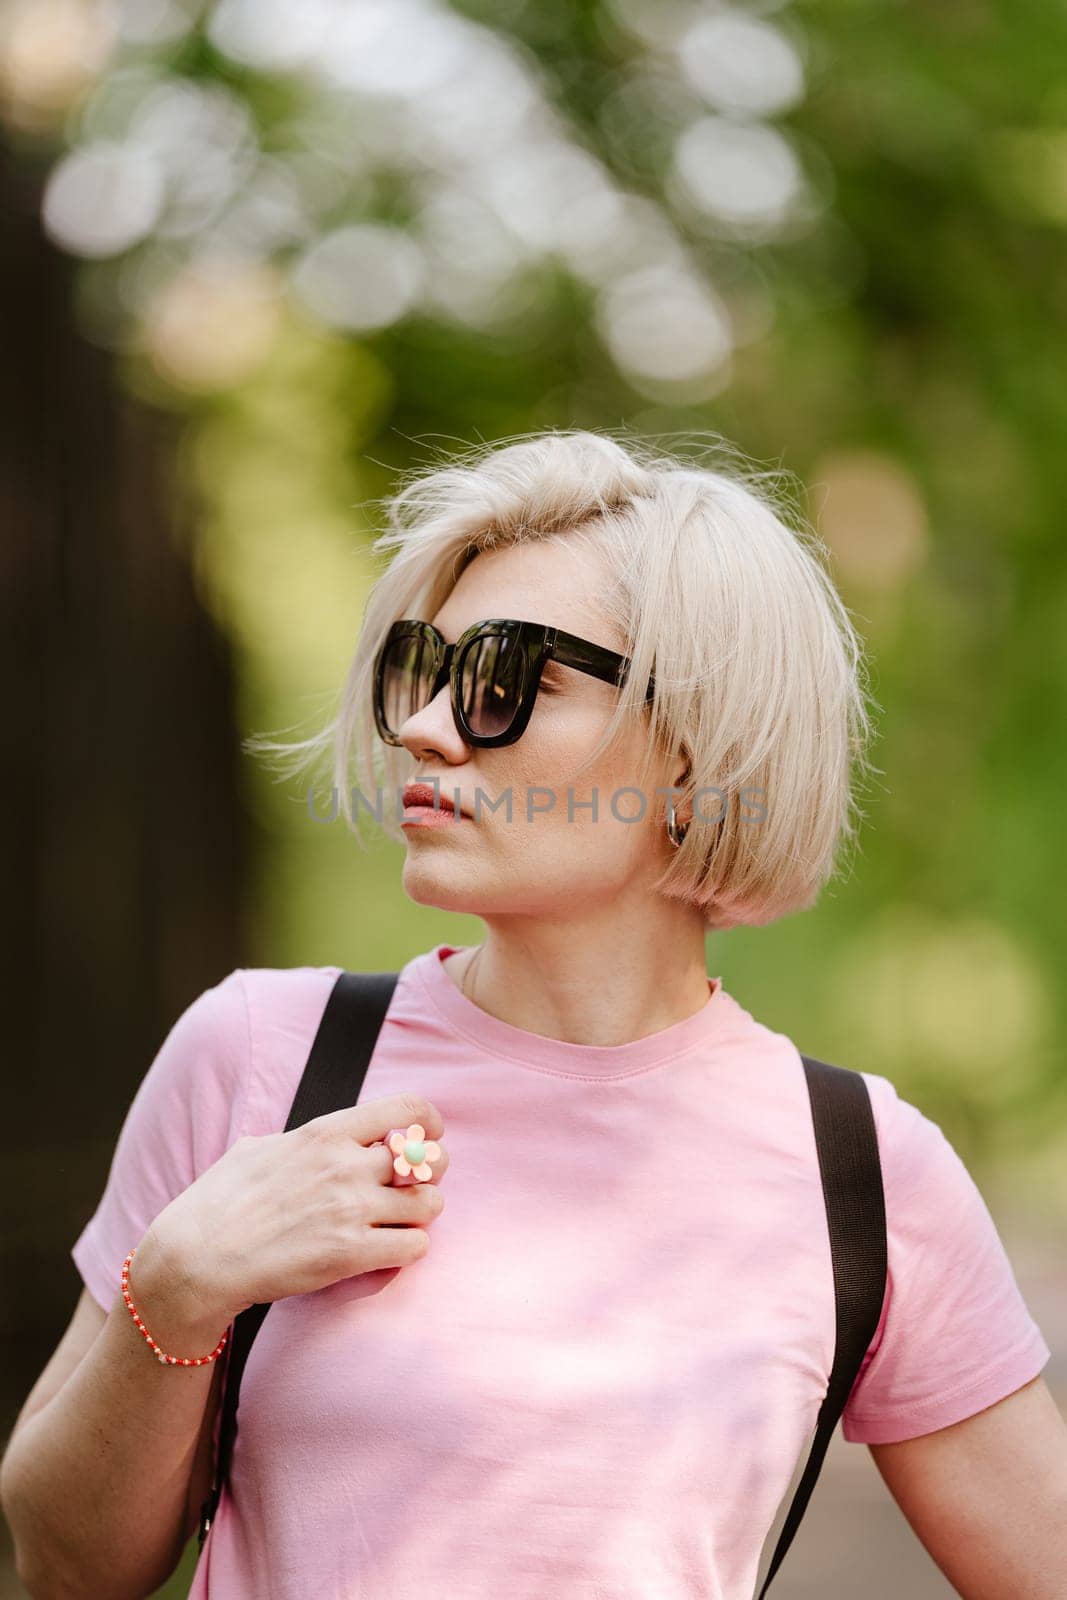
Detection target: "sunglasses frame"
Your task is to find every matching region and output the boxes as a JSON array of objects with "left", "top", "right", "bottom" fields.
[{"left": 373, "top": 617, "right": 656, "bottom": 749}]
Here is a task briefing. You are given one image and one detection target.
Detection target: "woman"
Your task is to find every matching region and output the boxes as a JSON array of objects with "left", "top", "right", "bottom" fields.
[{"left": 5, "top": 431, "right": 1063, "bottom": 1599}]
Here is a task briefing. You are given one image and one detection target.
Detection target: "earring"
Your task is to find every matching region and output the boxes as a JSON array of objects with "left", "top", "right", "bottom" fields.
[
  {"left": 666, "top": 809, "right": 688, "bottom": 849},
  {"left": 667, "top": 757, "right": 691, "bottom": 848}
]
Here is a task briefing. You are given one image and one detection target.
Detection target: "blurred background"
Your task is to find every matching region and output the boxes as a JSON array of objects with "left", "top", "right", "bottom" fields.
[{"left": 2, "top": 0, "right": 1064, "bottom": 1594}]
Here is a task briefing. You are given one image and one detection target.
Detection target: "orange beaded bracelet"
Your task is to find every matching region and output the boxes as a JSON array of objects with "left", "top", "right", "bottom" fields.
[{"left": 121, "top": 1246, "right": 230, "bottom": 1367}]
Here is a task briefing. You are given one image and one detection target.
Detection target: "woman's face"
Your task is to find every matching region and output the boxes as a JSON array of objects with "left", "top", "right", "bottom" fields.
[{"left": 394, "top": 537, "right": 684, "bottom": 921}]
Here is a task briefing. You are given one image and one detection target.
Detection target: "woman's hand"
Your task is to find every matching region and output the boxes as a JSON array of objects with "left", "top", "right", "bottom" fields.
[{"left": 142, "top": 1094, "right": 449, "bottom": 1331}]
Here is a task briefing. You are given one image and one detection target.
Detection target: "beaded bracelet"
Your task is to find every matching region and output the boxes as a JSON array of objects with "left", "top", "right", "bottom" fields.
[{"left": 121, "top": 1246, "right": 230, "bottom": 1367}]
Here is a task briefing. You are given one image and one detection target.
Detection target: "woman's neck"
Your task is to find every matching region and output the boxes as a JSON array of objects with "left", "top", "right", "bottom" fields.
[{"left": 440, "top": 921, "right": 712, "bottom": 1049}]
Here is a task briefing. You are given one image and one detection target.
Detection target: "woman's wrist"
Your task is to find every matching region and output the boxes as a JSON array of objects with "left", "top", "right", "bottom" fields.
[{"left": 124, "top": 1226, "right": 235, "bottom": 1357}]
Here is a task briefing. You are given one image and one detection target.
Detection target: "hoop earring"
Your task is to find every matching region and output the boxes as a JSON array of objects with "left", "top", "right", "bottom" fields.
[
  {"left": 666, "top": 810, "right": 688, "bottom": 849},
  {"left": 668, "top": 758, "right": 691, "bottom": 849}
]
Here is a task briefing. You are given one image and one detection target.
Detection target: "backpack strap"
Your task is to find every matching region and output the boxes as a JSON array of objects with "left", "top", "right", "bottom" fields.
[
  {"left": 755, "top": 1055, "right": 888, "bottom": 1597},
  {"left": 198, "top": 970, "right": 400, "bottom": 1550}
]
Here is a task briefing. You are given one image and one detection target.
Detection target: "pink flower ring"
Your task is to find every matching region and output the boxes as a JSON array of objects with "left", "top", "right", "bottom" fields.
[{"left": 386, "top": 1123, "right": 442, "bottom": 1184}]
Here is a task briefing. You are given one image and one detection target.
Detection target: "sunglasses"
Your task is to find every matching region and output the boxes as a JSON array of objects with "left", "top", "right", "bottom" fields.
[{"left": 373, "top": 617, "right": 656, "bottom": 749}]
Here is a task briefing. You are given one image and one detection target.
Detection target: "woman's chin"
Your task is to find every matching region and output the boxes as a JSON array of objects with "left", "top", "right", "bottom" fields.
[{"left": 401, "top": 858, "right": 488, "bottom": 912}]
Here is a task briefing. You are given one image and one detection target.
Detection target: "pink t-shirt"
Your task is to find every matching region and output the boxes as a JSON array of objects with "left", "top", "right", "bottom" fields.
[{"left": 71, "top": 944, "right": 1051, "bottom": 1600}]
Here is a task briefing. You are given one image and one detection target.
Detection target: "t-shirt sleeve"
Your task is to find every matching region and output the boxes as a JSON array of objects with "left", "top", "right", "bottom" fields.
[
  {"left": 71, "top": 969, "right": 252, "bottom": 1315},
  {"left": 841, "top": 1073, "right": 1052, "bottom": 1445}
]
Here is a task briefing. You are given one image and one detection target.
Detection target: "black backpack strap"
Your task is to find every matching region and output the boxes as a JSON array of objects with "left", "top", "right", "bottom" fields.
[
  {"left": 755, "top": 1055, "right": 888, "bottom": 1597},
  {"left": 198, "top": 970, "right": 400, "bottom": 1550}
]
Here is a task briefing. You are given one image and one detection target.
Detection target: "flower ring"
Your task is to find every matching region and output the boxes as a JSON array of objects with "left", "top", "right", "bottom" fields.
[{"left": 387, "top": 1123, "right": 441, "bottom": 1182}]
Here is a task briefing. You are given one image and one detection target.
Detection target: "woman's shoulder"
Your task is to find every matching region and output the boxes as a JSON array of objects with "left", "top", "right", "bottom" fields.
[
  {"left": 854, "top": 1068, "right": 951, "bottom": 1178},
  {"left": 234, "top": 964, "right": 369, "bottom": 1137},
  {"left": 840, "top": 1068, "right": 1052, "bottom": 1442},
  {"left": 235, "top": 962, "right": 345, "bottom": 1014},
  {"left": 171, "top": 965, "right": 346, "bottom": 1060}
]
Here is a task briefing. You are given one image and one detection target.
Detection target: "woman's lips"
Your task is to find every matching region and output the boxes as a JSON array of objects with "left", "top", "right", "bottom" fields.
[
  {"left": 402, "top": 782, "right": 462, "bottom": 815},
  {"left": 401, "top": 805, "right": 465, "bottom": 826}
]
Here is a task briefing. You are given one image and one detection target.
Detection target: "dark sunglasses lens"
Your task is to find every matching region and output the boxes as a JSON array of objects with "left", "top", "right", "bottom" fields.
[
  {"left": 459, "top": 631, "right": 526, "bottom": 738},
  {"left": 379, "top": 633, "right": 438, "bottom": 737}
]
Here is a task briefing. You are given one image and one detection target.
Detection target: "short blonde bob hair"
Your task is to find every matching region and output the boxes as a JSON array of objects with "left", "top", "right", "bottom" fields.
[{"left": 249, "top": 428, "right": 879, "bottom": 932}]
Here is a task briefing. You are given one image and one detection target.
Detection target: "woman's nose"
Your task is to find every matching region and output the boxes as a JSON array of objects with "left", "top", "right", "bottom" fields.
[{"left": 397, "top": 682, "right": 470, "bottom": 760}]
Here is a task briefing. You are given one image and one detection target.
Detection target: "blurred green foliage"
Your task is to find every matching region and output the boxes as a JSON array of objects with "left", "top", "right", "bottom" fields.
[{"left": 9, "top": 0, "right": 1065, "bottom": 1198}]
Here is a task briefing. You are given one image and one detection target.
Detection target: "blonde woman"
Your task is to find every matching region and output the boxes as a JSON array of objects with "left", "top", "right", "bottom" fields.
[{"left": 4, "top": 432, "right": 1064, "bottom": 1600}]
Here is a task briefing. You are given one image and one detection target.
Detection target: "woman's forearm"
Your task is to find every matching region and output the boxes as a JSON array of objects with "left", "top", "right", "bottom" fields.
[{"left": 1, "top": 1228, "right": 232, "bottom": 1600}]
